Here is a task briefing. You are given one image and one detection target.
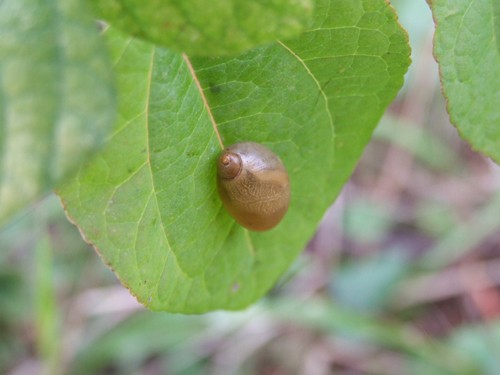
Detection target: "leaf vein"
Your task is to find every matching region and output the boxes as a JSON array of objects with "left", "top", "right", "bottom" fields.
[
  {"left": 277, "top": 41, "right": 334, "bottom": 138},
  {"left": 140, "top": 48, "right": 187, "bottom": 292}
]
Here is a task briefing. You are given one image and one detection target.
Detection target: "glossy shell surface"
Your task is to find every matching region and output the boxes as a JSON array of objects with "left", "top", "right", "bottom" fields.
[{"left": 217, "top": 142, "right": 290, "bottom": 231}]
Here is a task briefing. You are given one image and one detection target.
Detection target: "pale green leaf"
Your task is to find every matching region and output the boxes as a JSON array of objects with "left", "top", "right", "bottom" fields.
[
  {"left": 0, "top": 0, "right": 116, "bottom": 224},
  {"left": 59, "top": 0, "right": 410, "bottom": 313},
  {"left": 331, "top": 249, "right": 410, "bottom": 313},
  {"left": 431, "top": 0, "right": 500, "bottom": 163},
  {"left": 448, "top": 322, "right": 500, "bottom": 375},
  {"left": 89, "top": 0, "right": 314, "bottom": 56}
]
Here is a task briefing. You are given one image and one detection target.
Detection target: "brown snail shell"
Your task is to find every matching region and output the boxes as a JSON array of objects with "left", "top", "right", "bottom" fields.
[{"left": 217, "top": 142, "right": 290, "bottom": 231}]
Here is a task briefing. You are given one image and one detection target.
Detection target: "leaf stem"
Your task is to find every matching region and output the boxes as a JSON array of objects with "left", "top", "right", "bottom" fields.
[{"left": 182, "top": 53, "right": 225, "bottom": 149}]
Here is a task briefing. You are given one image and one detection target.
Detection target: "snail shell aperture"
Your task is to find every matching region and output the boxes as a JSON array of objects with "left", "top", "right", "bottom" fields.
[{"left": 216, "top": 142, "right": 290, "bottom": 231}]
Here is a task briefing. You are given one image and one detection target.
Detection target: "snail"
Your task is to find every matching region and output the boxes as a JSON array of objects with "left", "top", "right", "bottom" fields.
[{"left": 216, "top": 142, "right": 290, "bottom": 231}]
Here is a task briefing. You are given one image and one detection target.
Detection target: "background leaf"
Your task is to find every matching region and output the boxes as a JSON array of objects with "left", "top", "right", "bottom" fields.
[
  {"left": 448, "top": 322, "right": 500, "bottom": 375},
  {"left": 70, "top": 312, "right": 207, "bottom": 375},
  {"left": 89, "top": 0, "right": 314, "bottom": 56},
  {"left": 0, "top": 0, "right": 116, "bottom": 224},
  {"left": 430, "top": 0, "right": 500, "bottom": 163},
  {"left": 267, "top": 298, "right": 479, "bottom": 374},
  {"left": 331, "top": 249, "right": 410, "bottom": 313},
  {"left": 59, "top": 0, "right": 410, "bottom": 313}
]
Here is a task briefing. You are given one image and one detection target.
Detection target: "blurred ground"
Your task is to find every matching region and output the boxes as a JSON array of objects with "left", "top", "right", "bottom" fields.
[{"left": 1, "top": 1, "right": 500, "bottom": 374}]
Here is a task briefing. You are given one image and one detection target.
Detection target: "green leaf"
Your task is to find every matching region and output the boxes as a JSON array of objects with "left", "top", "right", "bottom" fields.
[
  {"left": 89, "top": 0, "right": 314, "bottom": 56},
  {"left": 0, "top": 0, "right": 116, "bottom": 224},
  {"left": 430, "top": 0, "right": 500, "bottom": 163},
  {"left": 59, "top": 0, "right": 410, "bottom": 313}
]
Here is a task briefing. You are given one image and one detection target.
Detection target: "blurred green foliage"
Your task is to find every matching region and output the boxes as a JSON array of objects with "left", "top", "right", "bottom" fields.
[{"left": 1, "top": 0, "right": 500, "bottom": 374}]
